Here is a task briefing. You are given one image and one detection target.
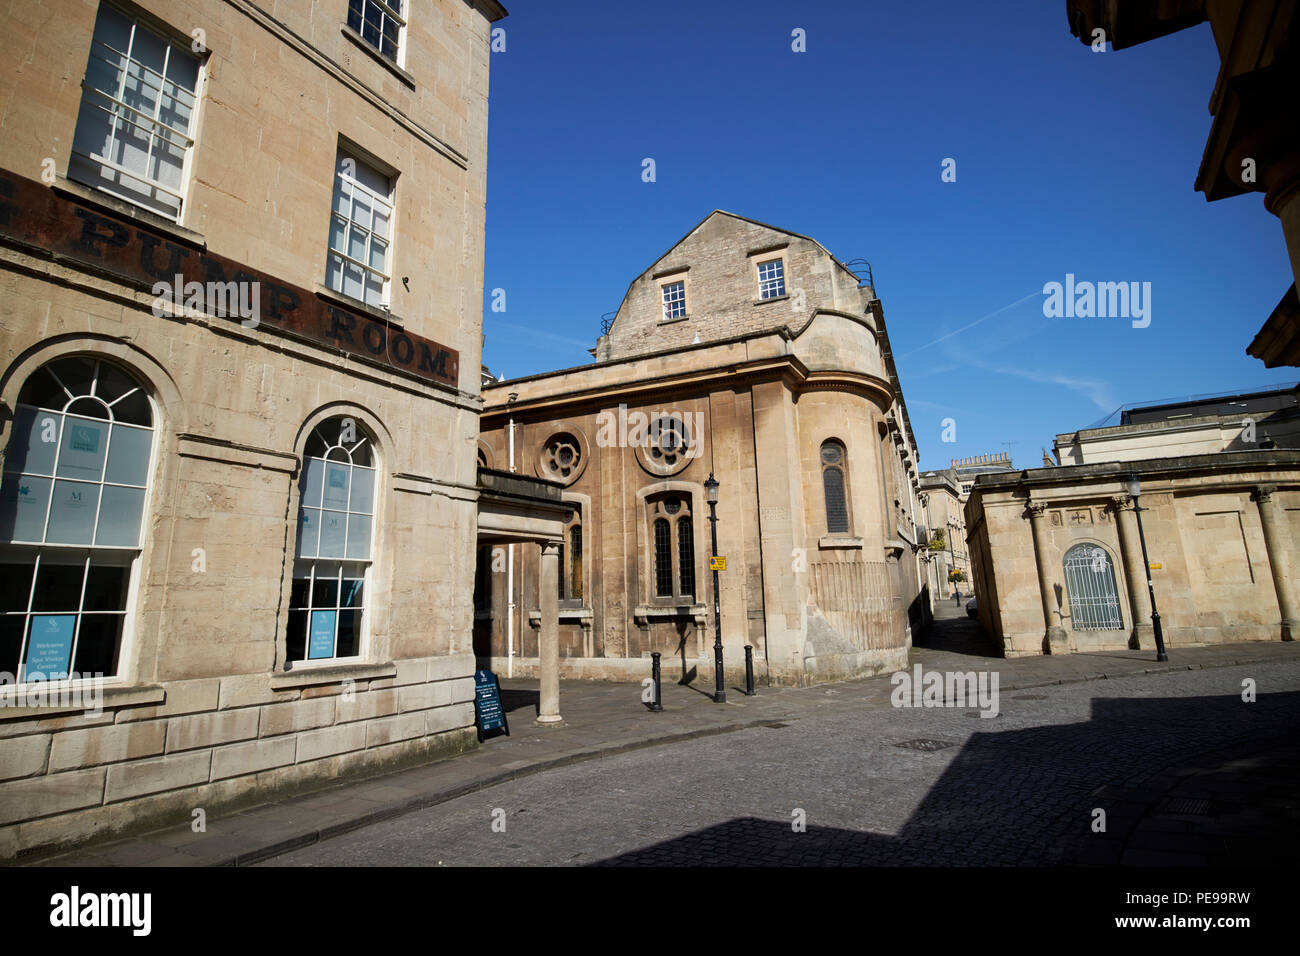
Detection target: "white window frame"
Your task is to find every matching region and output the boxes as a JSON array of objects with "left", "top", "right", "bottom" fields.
[
  {"left": 346, "top": 0, "right": 407, "bottom": 68},
  {"left": 661, "top": 280, "right": 686, "bottom": 321},
  {"left": 756, "top": 257, "right": 786, "bottom": 300},
  {"left": 326, "top": 149, "right": 396, "bottom": 309},
  {"left": 69, "top": 4, "right": 204, "bottom": 223}
]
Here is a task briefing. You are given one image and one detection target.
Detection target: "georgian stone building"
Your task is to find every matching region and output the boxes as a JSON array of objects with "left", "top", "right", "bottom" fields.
[
  {"left": 477, "top": 212, "right": 927, "bottom": 690},
  {"left": 0, "top": 0, "right": 505, "bottom": 859}
]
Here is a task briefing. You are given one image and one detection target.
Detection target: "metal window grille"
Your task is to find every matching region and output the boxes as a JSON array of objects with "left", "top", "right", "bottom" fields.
[
  {"left": 758, "top": 259, "right": 786, "bottom": 299},
  {"left": 662, "top": 281, "right": 686, "bottom": 320},
  {"left": 653, "top": 518, "right": 672, "bottom": 597},
  {"left": 823, "top": 465, "right": 848, "bottom": 533},
  {"left": 1063, "top": 545, "right": 1123, "bottom": 630},
  {"left": 677, "top": 514, "right": 695, "bottom": 598}
]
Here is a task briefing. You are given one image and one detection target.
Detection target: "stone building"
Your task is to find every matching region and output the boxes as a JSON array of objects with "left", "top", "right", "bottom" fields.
[
  {"left": 1054, "top": 383, "right": 1300, "bottom": 465},
  {"left": 965, "top": 452, "right": 1299, "bottom": 657},
  {"left": 0, "top": 0, "right": 506, "bottom": 859},
  {"left": 477, "top": 212, "right": 927, "bottom": 690},
  {"left": 918, "top": 467, "right": 968, "bottom": 599}
]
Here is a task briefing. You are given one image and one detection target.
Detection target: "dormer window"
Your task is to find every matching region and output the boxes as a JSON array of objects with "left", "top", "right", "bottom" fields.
[{"left": 757, "top": 258, "right": 786, "bottom": 299}]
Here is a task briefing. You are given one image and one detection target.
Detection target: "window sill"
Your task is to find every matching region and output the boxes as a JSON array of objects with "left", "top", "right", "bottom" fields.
[
  {"left": 0, "top": 682, "right": 165, "bottom": 721},
  {"left": 341, "top": 25, "right": 416, "bottom": 89},
  {"left": 754, "top": 294, "right": 790, "bottom": 306},
  {"left": 818, "top": 535, "right": 863, "bottom": 550},
  {"left": 660, "top": 315, "right": 691, "bottom": 325},
  {"left": 633, "top": 603, "right": 707, "bottom": 627},
  {"left": 53, "top": 176, "right": 206, "bottom": 250},
  {"left": 528, "top": 608, "right": 593, "bottom": 627},
  {"left": 314, "top": 283, "right": 405, "bottom": 328},
  {"left": 271, "top": 660, "right": 397, "bottom": 690}
]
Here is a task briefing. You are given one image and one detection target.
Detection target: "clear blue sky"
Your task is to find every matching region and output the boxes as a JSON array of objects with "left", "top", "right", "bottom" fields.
[{"left": 480, "top": 0, "right": 1295, "bottom": 471}]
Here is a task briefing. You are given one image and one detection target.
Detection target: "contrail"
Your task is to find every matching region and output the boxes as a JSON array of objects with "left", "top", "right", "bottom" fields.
[{"left": 896, "top": 291, "right": 1040, "bottom": 359}]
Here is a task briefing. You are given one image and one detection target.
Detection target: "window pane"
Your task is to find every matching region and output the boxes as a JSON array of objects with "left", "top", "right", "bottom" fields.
[
  {"left": 341, "top": 578, "right": 364, "bottom": 608},
  {"left": 83, "top": 561, "right": 129, "bottom": 612},
  {"left": 290, "top": 576, "right": 311, "bottom": 608},
  {"left": 312, "top": 574, "right": 339, "bottom": 609},
  {"left": 297, "top": 507, "right": 320, "bottom": 557},
  {"left": 286, "top": 610, "right": 307, "bottom": 662},
  {"left": 6, "top": 407, "right": 61, "bottom": 475},
  {"left": 31, "top": 558, "right": 85, "bottom": 611},
  {"left": 318, "top": 511, "right": 346, "bottom": 558},
  {"left": 0, "top": 615, "right": 23, "bottom": 676},
  {"left": 110, "top": 388, "right": 152, "bottom": 426},
  {"left": 0, "top": 474, "right": 52, "bottom": 542},
  {"left": 336, "top": 609, "right": 360, "bottom": 657},
  {"left": 23, "top": 614, "right": 77, "bottom": 681},
  {"left": 95, "top": 485, "right": 145, "bottom": 546},
  {"left": 824, "top": 466, "right": 849, "bottom": 534},
  {"left": 46, "top": 481, "right": 100, "bottom": 544},
  {"left": 345, "top": 514, "right": 371, "bottom": 560},
  {"left": 104, "top": 424, "right": 151, "bottom": 486},
  {"left": 50, "top": 358, "right": 96, "bottom": 398},
  {"left": 653, "top": 517, "right": 672, "bottom": 598},
  {"left": 322, "top": 461, "right": 350, "bottom": 510},
  {"left": 678, "top": 516, "right": 695, "bottom": 597},
  {"left": 302, "top": 457, "right": 325, "bottom": 509},
  {"left": 72, "top": 613, "right": 122, "bottom": 676},
  {"left": 350, "top": 467, "right": 374, "bottom": 514},
  {"left": 0, "top": 560, "right": 34, "bottom": 612},
  {"left": 57, "top": 417, "right": 109, "bottom": 481}
]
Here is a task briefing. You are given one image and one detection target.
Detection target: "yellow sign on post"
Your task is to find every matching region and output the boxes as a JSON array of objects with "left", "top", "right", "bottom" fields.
[{"left": 709, "top": 556, "right": 727, "bottom": 571}]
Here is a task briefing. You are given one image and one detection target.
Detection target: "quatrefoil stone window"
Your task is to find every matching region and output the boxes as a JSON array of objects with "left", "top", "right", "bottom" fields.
[{"left": 543, "top": 433, "right": 581, "bottom": 480}]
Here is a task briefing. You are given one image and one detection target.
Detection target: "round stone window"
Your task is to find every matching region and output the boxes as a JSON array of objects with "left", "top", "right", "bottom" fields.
[
  {"left": 536, "top": 427, "right": 590, "bottom": 485},
  {"left": 635, "top": 413, "right": 699, "bottom": 477}
]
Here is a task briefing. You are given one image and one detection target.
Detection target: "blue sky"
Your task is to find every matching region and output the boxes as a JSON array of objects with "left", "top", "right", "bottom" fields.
[{"left": 480, "top": 0, "right": 1295, "bottom": 470}]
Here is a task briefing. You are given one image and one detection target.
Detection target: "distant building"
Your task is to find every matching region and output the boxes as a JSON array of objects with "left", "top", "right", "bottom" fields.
[
  {"left": 952, "top": 453, "right": 1017, "bottom": 499},
  {"left": 478, "top": 212, "right": 928, "bottom": 687},
  {"left": 1055, "top": 383, "right": 1300, "bottom": 465},
  {"left": 918, "top": 468, "right": 968, "bottom": 598}
]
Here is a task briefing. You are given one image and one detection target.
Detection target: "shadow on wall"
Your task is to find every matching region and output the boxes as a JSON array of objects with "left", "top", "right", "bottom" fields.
[{"left": 590, "top": 689, "right": 1300, "bottom": 866}]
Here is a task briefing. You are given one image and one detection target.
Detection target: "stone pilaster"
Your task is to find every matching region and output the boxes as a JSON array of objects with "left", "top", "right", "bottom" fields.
[
  {"left": 1027, "top": 500, "right": 1069, "bottom": 654},
  {"left": 536, "top": 541, "right": 564, "bottom": 723},
  {"left": 1111, "top": 494, "right": 1154, "bottom": 650},
  {"left": 1252, "top": 485, "right": 1297, "bottom": 641}
]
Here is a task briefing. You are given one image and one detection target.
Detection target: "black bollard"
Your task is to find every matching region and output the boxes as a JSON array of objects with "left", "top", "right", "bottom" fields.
[
  {"left": 649, "top": 652, "right": 663, "bottom": 712},
  {"left": 744, "top": 645, "right": 755, "bottom": 696}
]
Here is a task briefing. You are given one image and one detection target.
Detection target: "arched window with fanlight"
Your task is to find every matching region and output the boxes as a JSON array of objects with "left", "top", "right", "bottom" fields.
[
  {"left": 648, "top": 494, "right": 695, "bottom": 603},
  {"left": 0, "top": 356, "right": 155, "bottom": 684},
  {"left": 287, "top": 416, "right": 377, "bottom": 664},
  {"left": 1063, "top": 544, "right": 1124, "bottom": 630},
  {"left": 821, "top": 439, "right": 851, "bottom": 534}
]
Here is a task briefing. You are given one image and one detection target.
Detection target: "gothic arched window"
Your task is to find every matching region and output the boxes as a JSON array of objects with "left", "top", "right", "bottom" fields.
[{"left": 821, "top": 439, "right": 850, "bottom": 534}]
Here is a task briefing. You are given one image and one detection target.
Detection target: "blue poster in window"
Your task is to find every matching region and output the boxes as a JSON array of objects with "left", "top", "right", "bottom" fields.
[
  {"left": 25, "top": 614, "right": 76, "bottom": 681},
  {"left": 308, "top": 610, "right": 336, "bottom": 660}
]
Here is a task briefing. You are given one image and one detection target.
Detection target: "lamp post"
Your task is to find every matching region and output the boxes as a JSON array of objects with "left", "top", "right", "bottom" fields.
[
  {"left": 704, "top": 473, "right": 725, "bottom": 703},
  {"left": 1125, "top": 473, "right": 1168, "bottom": 662}
]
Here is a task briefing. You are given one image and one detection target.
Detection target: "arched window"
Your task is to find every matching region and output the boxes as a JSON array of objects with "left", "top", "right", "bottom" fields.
[
  {"left": 559, "top": 507, "right": 582, "bottom": 606},
  {"left": 1063, "top": 544, "right": 1123, "bottom": 630},
  {"left": 1, "top": 357, "right": 155, "bottom": 683},
  {"left": 288, "top": 416, "right": 377, "bottom": 663},
  {"left": 648, "top": 494, "right": 695, "bottom": 603},
  {"left": 821, "top": 439, "right": 850, "bottom": 534}
]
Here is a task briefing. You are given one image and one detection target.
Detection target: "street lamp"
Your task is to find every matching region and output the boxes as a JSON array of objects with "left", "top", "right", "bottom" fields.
[
  {"left": 1125, "top": 473, "right": 1168, "bottom": 662},
  {"left": 704, "top": 473, "right": 725, "bottom": 703}
]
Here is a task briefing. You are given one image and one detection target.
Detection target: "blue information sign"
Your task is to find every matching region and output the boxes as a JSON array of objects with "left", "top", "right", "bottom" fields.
[
  {"left": 473, "top": 669, "right": 509, "bottom": 740},
  {"left": 308, "top": 610, "right": 336, "bottom": 660},
  {"left": 25, "top": 614, "right": 76, "bottom": 680}
]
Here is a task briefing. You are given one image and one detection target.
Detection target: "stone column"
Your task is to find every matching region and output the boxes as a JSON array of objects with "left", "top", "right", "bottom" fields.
[
  {"left": 1252, "top": 486, "right": 1297, "bottom": 642},
  {"left": 1027, "top": 500, "right": 1068, "bottom": 654},
  {"left": 1111, "top": 494, "right": 1153, "bottom": 650},
  {"left": 536, "top": 540, "right": 564, "bottom": 723}
]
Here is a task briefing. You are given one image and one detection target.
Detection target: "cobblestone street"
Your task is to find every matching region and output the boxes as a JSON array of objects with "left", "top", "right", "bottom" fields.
[{"left": 263, "top": 648, "right": 1300, "bottom": 867}]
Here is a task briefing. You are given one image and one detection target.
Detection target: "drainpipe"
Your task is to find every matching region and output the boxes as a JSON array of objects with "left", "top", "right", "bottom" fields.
[{"left": 507, "top": 417, "right": 516, "bottom": 678}]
